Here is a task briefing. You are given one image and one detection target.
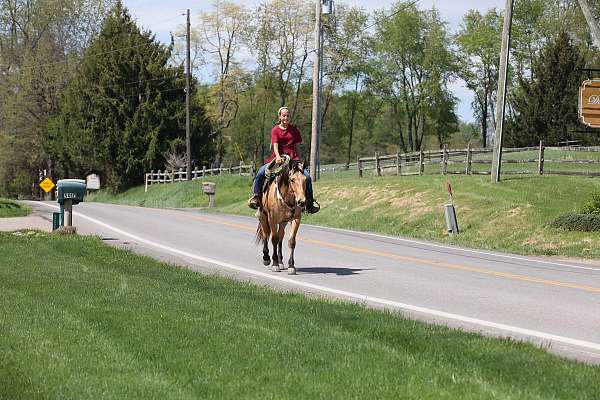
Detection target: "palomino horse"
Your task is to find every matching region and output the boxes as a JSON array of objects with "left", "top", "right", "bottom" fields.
[{"left": 255, "top": 157, "right": 307, "bottom": 275}]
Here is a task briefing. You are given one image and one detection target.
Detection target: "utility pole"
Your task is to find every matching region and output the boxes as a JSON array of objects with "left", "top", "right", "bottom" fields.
[
  {"left": 186, "top": 9, "right": 192, "bottom": 181},
  {"left": 578, "top": 0, "right": 600, "bottom": 49},
  {"left": 491, "top": 0, "right": 514, "bottom": 183},
  {"left": 310, "top": 0, "right": 322, "bottom": 181}
]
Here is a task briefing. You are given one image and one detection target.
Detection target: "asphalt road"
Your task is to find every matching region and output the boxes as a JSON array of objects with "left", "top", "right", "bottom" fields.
[{"left": 28, "top": 201, "right": 600, "bottom": 365}]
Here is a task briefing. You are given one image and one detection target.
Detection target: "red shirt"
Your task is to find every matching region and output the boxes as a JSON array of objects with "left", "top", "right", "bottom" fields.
[{"left": 266, "top": 123, "right": 302, "bottom": 162}]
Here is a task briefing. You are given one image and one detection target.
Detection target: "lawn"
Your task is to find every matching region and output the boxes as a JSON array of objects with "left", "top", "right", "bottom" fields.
[
  {"left": 0, "top": 198, "right": 30, "bottom": 218},
  {"left": 1, "top": 231, "right": 598, "bottom": 399}
]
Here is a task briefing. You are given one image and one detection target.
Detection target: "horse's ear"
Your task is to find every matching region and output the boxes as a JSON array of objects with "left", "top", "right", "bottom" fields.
[{"left": 297, "top": 158, "right": 306, "bottom": 171}]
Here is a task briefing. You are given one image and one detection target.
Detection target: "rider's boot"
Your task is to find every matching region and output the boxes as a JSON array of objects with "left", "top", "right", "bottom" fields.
[
  {"left": 305, "top": 198, "right": 320, "bottom": 214},
  {"left": 248, "top": 193, "right": 261, "bottom": 210}
]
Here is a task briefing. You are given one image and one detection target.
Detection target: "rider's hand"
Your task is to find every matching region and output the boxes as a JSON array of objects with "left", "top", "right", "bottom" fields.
[{"left": 275, "top": 156, "right": 283, "bottom": 164}]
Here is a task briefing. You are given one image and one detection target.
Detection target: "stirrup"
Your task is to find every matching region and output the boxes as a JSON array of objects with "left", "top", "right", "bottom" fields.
[{"left": 248, "top": 194, "right": 260, "bottom": 210}]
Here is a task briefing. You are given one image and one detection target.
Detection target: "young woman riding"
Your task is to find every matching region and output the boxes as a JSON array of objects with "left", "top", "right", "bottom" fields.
[{"left": 248, "top": 106, "right": 320, "bottom": 214}]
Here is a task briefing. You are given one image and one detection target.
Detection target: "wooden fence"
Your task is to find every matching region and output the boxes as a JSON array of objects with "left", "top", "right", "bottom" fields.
[
  {"left": 144, "top": 162, "right": 254, "bottom": 192},
  {"left": 357, "top": 142, "right": 600, "bottom": 178}
]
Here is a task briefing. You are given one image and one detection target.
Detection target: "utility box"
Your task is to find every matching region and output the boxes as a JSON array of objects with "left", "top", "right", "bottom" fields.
[
  {"left": 202, "top": 182, "right": 216, "bottom": 208},
  {"left": 57, "top": 179, "right": 87, "bottom": 205},
  {"left": 444, "top": 203, "right": 459, "bottom": 235}
]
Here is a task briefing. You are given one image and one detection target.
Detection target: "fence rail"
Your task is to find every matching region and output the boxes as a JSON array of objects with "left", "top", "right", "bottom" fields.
[
  {"left": 356, "top": 143, "right": 600, "bottom": 179},
  {"left": 144, "top": 162, "right": 254, "bottom": 192}
]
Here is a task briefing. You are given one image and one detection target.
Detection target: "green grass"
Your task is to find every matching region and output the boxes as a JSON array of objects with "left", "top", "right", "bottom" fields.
[
  {"left": 0, "top": 198, "right": 30, "bottom": 218},
  {"left": 1, "top": 231, "right": 598, "bottom": 399},
  {"left": 90, "top": 172, "right": 600, "bottom": 259}
]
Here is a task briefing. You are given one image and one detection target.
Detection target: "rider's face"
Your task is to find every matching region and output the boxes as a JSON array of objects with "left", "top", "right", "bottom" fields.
[{"left": 279, "top": 110, "right": 289, "bottom": 126}]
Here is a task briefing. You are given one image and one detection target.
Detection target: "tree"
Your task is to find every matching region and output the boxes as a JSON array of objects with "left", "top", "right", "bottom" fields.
[
  {"left": 456, "top": 9, "right": 501, "bottom": 148},
  {"left": 506, "top": 30, "right": 585, "bottom": 146},
  {"left": 0, "top": 0, "right": 114, "bottom": 197},
  {"left": 50, "top": 1, "right": 214, "bottom": 192},
  {"left": 372, "top": 2, "right": 457, "bottom": 153},
  {"left": 194, "top": 0, "right": 250, "bottom": 165}
]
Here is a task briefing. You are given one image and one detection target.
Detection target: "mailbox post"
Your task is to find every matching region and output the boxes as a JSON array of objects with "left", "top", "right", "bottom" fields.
[
  {"left": 57, "top": 179, "right": 87, "bottom": 230},
  {"left": 202, "top": 182, "right": 216, "bottom": 208}
]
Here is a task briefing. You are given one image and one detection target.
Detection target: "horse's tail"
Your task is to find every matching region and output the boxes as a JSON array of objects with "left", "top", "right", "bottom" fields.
[{"left": 255, "top": 220, "right": 265, "bottom": 246}]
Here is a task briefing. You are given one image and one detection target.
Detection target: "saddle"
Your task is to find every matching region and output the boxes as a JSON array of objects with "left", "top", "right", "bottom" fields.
[{"left": 262, "top": 155, "right": 291, "bottom": 194}]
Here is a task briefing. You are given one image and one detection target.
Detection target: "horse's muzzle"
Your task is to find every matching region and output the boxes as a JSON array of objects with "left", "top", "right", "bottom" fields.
[{"left": 296, "top": 198, "right": 306, "bottom": 209}]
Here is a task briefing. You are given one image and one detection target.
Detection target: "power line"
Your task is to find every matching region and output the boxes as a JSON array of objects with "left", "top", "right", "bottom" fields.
[{"left": 364, "top": 0, "right": 420, "bottom": 32}]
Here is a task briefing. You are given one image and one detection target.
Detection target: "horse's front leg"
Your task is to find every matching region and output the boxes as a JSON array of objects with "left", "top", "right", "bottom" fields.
[{"left": 287, "top": 212, "right": 302, "bottom": 275}]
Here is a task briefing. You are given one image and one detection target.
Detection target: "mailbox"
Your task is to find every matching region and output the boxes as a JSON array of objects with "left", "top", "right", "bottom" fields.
[
  {"left": 202, "top": 182, "right": 216, "bottom": 195},
  {"left": 57, "top": 179, "right": 87, "bottom": 205}
]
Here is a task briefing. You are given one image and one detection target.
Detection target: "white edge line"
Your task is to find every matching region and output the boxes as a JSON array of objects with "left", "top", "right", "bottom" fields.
[{"left": 36, "top": 202, "right": 600, "bottom": 353}]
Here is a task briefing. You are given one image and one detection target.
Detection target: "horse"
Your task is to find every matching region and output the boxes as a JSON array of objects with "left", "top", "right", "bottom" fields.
[{"left": 255, "top": 158, "right": 307, "bottom": 275}]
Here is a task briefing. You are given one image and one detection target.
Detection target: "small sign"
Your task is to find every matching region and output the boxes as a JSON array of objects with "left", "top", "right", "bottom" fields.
[
  {"left": 579, "top": 79, "right": 600, "bottom": 128},
  {"left": 446, "top": 182, "right": 453, "bottom": 196},
  {"left": 86, "top": 174, "right": 100, "bottom": 190},
  {"left": 39, "top": 178, "right": 55, "bottom": 193}
]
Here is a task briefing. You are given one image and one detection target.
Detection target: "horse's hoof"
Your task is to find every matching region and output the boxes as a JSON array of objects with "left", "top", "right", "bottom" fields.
[
  {"left": 263, "top": 258, "right": 270, "bottom": 266},
  {"left": 288, "top": 267, "right": 296, "bottom": 275},
  {"left": 272, "top": 265, "right": 280, "bottom": 272}
]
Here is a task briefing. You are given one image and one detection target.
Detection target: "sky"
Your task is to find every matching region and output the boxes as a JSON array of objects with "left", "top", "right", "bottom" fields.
[{"left": 122, "top": 0, "right": 508, "bottom": 122}]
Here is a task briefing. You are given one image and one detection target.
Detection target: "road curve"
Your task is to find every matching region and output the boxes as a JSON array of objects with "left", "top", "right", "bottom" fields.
[{"left": 28, "top": 201, "right": 600, "bottom": 364}]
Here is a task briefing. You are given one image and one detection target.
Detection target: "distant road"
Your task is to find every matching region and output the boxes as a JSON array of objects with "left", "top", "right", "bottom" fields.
[{"left": 29, "top": 201, "right": 600, "bottom": 364}]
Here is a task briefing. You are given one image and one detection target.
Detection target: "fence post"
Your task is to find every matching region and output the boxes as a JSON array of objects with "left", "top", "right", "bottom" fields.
[
  {"left": 358, "top": 156, "right": 363, "bottom": 178},
  {"left": 442, "top": 144, "right": 448, "bottom": 175},
  {"left": 466, "top": 144, "right": 472, "bottom": 175},
  {"left": 157, "top": 170, "right": 161, "bottom": 183},
  {"left": 193, "top": 167, "right": 197, "bottom": 180},
  {"left": 396, "top": 153, "right": 400, "bottom": 176},
  {"left": 229, "top": 163, "right": 232, "bottom": 174},
  {"left": 538, "top": 140, "right": 545, "bottom": 175},
  {"left": 202, "top": 165, "right": 206, "bottom": 177},
  {"left": 419, "top": 148, "right": 425, "bottom": 175},
  {"left": 375, "top": 152, "right": 382, "bottom": 176},
  {"left": 178, "top": 168, "right": 183, "bottom": 182},
  {"left": 219, "top": 162, "right": 223, "bottom": 176},
  {"left": 239, "top": 161, "right": 243, "bottom": 175}
]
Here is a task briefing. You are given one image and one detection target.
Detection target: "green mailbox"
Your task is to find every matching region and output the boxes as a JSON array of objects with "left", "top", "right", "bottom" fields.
[{"left": 57, "top": 179, "right": 86, "bottom": 205}]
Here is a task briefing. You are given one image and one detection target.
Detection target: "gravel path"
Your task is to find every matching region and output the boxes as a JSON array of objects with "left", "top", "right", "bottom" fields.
[{"left": 0, "top": 205, "right": 52, "bottom": 232}]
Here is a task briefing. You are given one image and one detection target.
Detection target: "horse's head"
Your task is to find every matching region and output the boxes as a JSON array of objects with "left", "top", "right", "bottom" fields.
[{"left": 288, "top": 160, "right": 307, "bottom": 210}]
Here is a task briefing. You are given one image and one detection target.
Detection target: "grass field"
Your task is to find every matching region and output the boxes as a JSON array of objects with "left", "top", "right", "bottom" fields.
[
  {"left": 89, "top": 172, "right": 600, "bottom": 259},
  {"left": 1, "top": 231, "right": 599, "bottom": 399},
  {"left": 0, "top": 198, "right": 30, "bottom": 218}
]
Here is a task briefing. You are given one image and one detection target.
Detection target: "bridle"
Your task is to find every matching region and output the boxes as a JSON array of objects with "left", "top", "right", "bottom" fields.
[{"left": 276, "top": 165, "right": 305, "bottom": 211}]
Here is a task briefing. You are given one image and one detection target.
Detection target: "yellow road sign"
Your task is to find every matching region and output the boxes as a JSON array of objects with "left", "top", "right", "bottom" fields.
[{"left": 39, "top": 177, "right": 55, "bottom": 193}]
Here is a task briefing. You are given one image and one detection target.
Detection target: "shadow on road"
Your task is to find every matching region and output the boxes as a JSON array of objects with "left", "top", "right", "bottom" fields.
[{"left": 296, "top": 267, "right": 372, "bottom": 276}]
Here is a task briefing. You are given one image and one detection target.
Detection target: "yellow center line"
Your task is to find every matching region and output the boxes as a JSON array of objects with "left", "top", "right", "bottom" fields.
[{"left": 169, "top": 210, "right": 600, "bottom": 294}]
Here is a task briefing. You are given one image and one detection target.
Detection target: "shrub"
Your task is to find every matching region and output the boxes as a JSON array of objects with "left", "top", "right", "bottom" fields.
[
  {"left": 580, "top": 192, "right": 600, "bottom": 215},
  {"left": 550, "top": 212, "right": 600, "bottom": 231}
]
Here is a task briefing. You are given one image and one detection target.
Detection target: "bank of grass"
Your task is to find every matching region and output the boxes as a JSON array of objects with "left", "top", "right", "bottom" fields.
[
  {"left": 0, "top": 198, "right": 30, "bottom": 218},
  {"left": 1, "top": 231, "right": 599, "bottom": 399},
  {"left": 89, "top": 173, "right": 600, "bottom": 258}
]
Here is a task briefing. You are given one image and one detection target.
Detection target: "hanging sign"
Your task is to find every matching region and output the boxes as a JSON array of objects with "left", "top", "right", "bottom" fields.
[{"left": 579, "top": 79, "right": 600, "bottom": 128}]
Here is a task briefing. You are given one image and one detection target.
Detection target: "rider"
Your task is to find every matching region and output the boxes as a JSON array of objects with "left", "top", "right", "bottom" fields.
[{"left": 248, "top": 106, "right": 320, "bottom": 214}]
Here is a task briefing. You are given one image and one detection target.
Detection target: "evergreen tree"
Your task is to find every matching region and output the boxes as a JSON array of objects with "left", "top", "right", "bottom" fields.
[
  {"left": 50, "top": 1, "right": 214, "bottom": 191},
  {"left": 505, "top": 31, "right": 585, "bottom": 147}
]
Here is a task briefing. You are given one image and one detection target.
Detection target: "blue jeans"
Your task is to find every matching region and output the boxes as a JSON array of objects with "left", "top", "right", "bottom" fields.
[{"left": 252, "top": 164, "right": 314, "bottom": 201}]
